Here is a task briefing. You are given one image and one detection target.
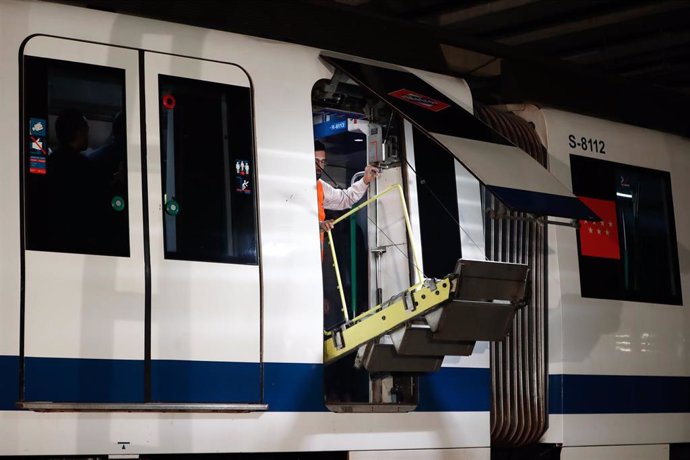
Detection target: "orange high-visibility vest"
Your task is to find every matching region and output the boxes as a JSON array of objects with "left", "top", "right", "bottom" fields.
[
  {"left": 317, "top": 180, "right": 325, "bottom": 248},
  {"left": 317, "top": 180, "right": 326, "bottom": 222}
]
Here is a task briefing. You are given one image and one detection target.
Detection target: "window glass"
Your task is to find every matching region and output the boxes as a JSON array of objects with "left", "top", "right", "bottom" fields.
[
  {"left": 413, "top": 129, "right": 462, "bottom": 278},
  {"left": 158, "top": 75, "right": 257, "bottom": 264},
  {"left": 571, "top": 154, "right": 682, "bottom": 305},
  {"left": 24, "top": 57, "right": 129, "bottom": 256}
]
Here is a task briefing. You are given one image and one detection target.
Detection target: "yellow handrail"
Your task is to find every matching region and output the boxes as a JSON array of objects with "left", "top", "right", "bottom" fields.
[{"left": 324, "top": 183, "right": 424, "bottom": 325}]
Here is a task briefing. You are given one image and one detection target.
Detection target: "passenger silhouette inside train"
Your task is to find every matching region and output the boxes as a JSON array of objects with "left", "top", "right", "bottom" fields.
[
  {"left": 40, "top": 109, "right": 115, "bottom": 255},
  {"left": 87, "top": 111, "right": 129, "bottom": 255},
  {"left": 89, "top": 111, "right": 126, "bottom": 193},
  {"left": 42, "top": 109, "right": 93, "bottom": 251}
]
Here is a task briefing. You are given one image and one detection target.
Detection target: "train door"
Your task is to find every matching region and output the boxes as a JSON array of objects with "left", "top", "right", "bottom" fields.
[
  {"left": 143, "top": 53, "right": 261, "bottom": 403},
  {"left": 22, "top": 37, "right": 145, "bottom": 403},
  {"left": 20, "top": 38, "right": 261, "bottom": 406}
]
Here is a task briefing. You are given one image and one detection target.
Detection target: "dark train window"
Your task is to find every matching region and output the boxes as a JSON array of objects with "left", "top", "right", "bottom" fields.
[
  {"left": 413, "top": 129, "right": 462, "bottom": 278},
  {"left": 158, "top": 75, "right": 257, "bottom": 264},
  {"left": 23, "top": 57, "right": 130, "bottom": 256},
  {"left": 571, "top": 155, "right": 682, "bottom": 305}
]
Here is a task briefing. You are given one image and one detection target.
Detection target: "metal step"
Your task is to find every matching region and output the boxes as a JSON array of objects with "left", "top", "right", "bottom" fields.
[
  {"left": 421, "top": 260, "right": 529, "bottom": 342},
  {"left": 358, "top": 340, "right": 443, "bottom": 374},
  {"left": 453, "top": 259, "right": 528, "bottom": 302},
  {"left": 390, "top": 324, "right": 475, "bottom": 357},
  {"left": 424, "top": 300, "right": 516, "bottom": 342}
]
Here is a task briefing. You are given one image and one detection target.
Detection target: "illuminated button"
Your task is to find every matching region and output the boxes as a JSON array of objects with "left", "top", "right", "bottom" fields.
[
  {"left": 165, "top": 199, "right": 180, "bottom": 216},
  {"left": 162, "top": 94, "right": 176, "bottom": 109},
  {"left": 111, "top": 195, "right": 125, "bottom": 212}
]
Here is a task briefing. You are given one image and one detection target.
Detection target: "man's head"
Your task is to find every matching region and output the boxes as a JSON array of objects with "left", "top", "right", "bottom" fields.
[
  {"left": 56, "top": 109, "right": 89, "bottom": 152},
  {"left": 314, "top": 140, "right": 326, "bottom": 180}
]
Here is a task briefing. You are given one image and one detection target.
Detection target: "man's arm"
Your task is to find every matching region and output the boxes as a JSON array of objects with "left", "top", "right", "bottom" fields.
[
  {"left": 321, "top": 179, "right": 367, "bottom": 211},
  {"left": 321, "top": 165, "right": 379, "bottom": 211}
]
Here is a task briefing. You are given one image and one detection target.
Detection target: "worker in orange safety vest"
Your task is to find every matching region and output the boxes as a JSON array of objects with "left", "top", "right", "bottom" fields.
[{"left": 314, "top": 139, "right": 379, "bottom": 240}]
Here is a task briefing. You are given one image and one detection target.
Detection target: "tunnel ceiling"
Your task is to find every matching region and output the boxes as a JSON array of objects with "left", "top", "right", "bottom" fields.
[
  {"left": 328, "top": 0, "right": 690, "bottom": 95},
  {"left": 45, "top": 0, "right": 690, "bottom": 137}
]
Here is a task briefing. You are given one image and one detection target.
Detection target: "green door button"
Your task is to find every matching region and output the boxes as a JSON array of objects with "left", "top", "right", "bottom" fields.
[
  {"left": 165, "top": 199, "right": 180, "bottom": 216},
  {"left": 111, "top": 195, "right": 126, "bottom": 212}
]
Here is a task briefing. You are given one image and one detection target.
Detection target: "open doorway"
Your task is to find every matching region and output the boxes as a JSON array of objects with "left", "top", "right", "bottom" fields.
[{"left": 312, "top": 78, "right": 418, "bottom": 411}]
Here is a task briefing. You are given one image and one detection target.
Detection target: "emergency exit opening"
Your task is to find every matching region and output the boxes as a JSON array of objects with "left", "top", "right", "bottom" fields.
[
  {"left": 312, "top": 63, "right": 531, "bottom": 414},
  {"left": 312, "top": 79, "right": 418, "bottom": 412}
]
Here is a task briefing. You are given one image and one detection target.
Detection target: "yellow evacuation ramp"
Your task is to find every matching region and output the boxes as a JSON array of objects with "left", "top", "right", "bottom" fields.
[{"left": 324, "top": 277, "right": 455, "bottom": 364}]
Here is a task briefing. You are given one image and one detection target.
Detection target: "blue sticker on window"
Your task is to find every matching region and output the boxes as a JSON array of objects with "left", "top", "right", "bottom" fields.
[{"left": 29, "top": 118, "right": 47, "bottom": 137}]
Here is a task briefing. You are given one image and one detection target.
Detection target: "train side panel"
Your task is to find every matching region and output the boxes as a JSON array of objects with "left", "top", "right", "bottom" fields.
[{"left": 515, "top": 105, "right": 690, "bottom": 448}]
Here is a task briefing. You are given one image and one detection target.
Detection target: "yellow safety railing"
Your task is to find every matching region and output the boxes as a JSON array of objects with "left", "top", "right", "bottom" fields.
[{"left": 324, "top": 183, "right": 423, "bottom": 325}]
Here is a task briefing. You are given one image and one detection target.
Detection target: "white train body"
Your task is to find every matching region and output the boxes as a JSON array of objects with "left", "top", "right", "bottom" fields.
[
  {"left": 517, "top": 106, "right": 690, "bottom": 456},
  {"left": 0, "top": 1, "right": 688, "bottom": 458}
]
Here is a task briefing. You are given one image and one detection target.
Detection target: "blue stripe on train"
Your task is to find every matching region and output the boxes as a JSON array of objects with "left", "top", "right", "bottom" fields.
[
  {"left": 264, "top": 362, "right": 325, "bottom": 411},
  {"left": 4, "top": 356, "right": 690, "bottom": 413},
  {"left": 550, "top": 374, "right": 690, "bottom": 414},
  {"left": 0, "top": 356, "right": 19, "bottom": 410},
  {"left": 21, "top": 358, "right": 262, "bottom": 404},
  {"left": 418, "top": 367, "right": 490, "bottom": 412},
  {"left": 151, "top": 360, "right": 261, "bottom": 403},
  {"left": 15, "top": 357, "right": 489, "bottom": 411},
  {"left": 24, "top": 357, "right": 145, "bottom": 403},
  {"left": 264, "top": 364, "right": 491, "bottom": 412}
]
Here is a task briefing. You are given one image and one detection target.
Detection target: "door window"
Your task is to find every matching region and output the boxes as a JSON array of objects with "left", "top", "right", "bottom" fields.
[
  {"left": 158, "top": 75, "right": 257, "bottom": 264},
  {"left": 24, "top": 57, "right": 129, "bottom": 256}
]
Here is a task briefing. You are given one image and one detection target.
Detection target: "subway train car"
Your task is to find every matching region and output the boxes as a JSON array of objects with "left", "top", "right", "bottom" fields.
[{"left": 0, "top": 1, "right": 688, "bottom": 459}]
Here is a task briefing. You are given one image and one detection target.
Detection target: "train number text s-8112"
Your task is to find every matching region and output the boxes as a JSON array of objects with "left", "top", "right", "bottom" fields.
[{"left": 569, "top": 134, "right": 606, "bottom": 154}]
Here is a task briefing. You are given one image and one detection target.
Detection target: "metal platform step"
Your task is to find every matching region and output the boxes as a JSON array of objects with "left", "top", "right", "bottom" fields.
[
  {"left": 422, "top": 259, "right": 529, "bottom": 343},
  {"left": 358, "top": 340, "right": 443, "bottom": 374},
  {"left": 390, "top": 324, "right": 475, "bottom": 357},
  {"left": 424, "top": 300, "right": 516, "bottom": 342},
  {"left": 453, "top": 259, "right": 528, "bottom": 302}
]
